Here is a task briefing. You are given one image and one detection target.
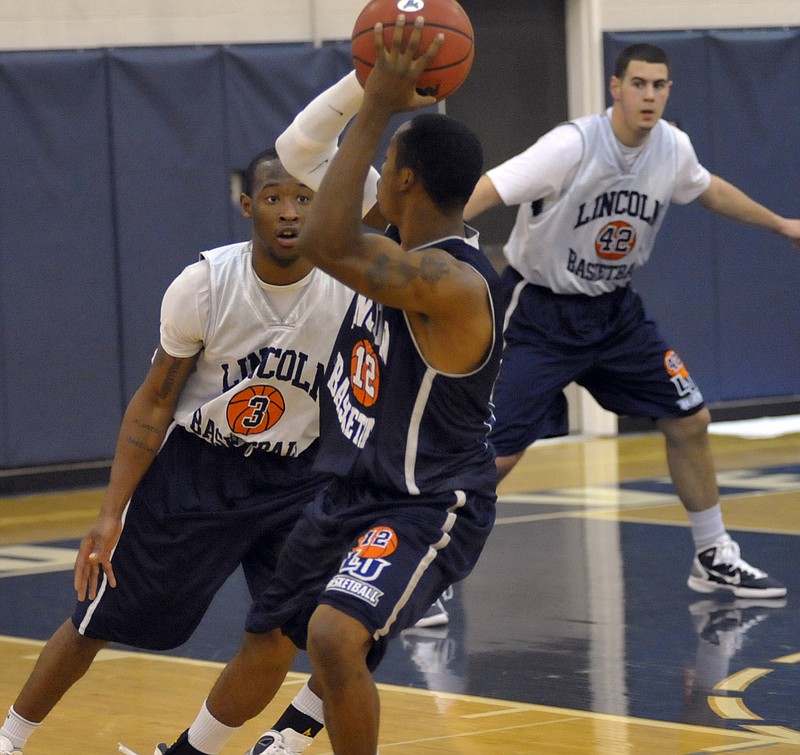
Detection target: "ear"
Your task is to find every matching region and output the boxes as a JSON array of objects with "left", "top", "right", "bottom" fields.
[
  {"left": 397, "top": 166, "right": 415, "bottom": 193},
  {"left": 240, "top": 193, "right": 252, "bottom": 218},
  {"left": 609, "top": 75, "right": 621, "bottom": 102}
]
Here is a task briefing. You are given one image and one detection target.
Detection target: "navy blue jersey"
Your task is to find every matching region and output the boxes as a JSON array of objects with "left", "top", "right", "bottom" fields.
[{"left": 315, "top": 232, "right": 503, "bottom": 498}]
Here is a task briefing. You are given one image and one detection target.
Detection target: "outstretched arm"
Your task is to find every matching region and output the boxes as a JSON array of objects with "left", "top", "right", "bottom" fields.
[{"left": 698, "top": 174, "right": 800, "bottom": 250}]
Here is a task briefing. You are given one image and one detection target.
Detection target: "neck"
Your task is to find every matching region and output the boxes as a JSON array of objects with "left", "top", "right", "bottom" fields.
[
  {"left": 610, "top": 107, "right": 650, "bottom": 148},
  {"left": 395, "top": 207, "right": 465, "bottom": 251}
]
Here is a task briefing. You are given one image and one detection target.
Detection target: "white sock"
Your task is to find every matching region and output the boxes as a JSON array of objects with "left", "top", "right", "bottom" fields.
[
  {"left": 687, "top": 503, "right": 726, "bottom": 551},
  {"left": 292, "top": 681, "right": 324, "bottom": 723},
  {"left": 186, "top": 701, "right": 241, "bottom": 754},
  {"left": 1, "top": 706, "right": 40, "bottom": 749}
]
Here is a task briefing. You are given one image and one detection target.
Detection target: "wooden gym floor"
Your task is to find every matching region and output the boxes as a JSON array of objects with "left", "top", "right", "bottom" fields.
[{"left": 0, "top": 422, "right": 799, "bottom": 753}]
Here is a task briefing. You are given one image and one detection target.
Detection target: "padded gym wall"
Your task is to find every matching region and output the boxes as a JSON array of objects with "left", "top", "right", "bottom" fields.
[
  {"left": 0, "top": 42, "right": 351, "bottom": 468},
  {"left": 604, "top": 29, "right": 800, "bottom": 406}
]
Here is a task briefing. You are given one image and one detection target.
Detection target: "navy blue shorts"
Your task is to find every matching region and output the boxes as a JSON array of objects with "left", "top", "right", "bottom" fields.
[
  {"left": 490, "top": 267, "right": 705, "bottom": 457},
  {"left": 73, "top": 426, "right": 331, "bottom": 650},
  {"left": 246, "top": 478, "right": 495, "bottom": 669}
]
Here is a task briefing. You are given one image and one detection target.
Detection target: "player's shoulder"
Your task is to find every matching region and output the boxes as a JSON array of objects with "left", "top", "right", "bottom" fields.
[{"left": 200, "top": 240, "right": 250, "bottom": 264}]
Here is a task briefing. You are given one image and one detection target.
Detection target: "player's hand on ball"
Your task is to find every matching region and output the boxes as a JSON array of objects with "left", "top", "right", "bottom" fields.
[{"left": 367, "top": 16, "right": 443, "bottom": 111}]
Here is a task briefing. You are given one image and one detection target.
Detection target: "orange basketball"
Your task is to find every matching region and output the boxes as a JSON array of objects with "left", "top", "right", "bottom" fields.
[
  {"left": 351, "top": 0, "right": 475, "bottom": 102},
  {"left": 226, "top": 384, "right": 286, "bottom": 435}
]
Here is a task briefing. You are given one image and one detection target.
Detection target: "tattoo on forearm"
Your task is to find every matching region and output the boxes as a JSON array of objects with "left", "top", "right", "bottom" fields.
[
  {"left": 127, "top": 419, "right": 161, "bottom": 455},
  {"left": 126, "top": 436, "right": 158, "bottom": 455}
]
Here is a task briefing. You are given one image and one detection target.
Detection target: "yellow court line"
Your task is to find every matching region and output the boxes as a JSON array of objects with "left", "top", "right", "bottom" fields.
[
  {"left": 708, "top": 695, "right": 763, "bottom": 721},
  {"left": 772, "top": 652, "right": 800, "bottom": 664},
  {"left": 1, "top": 636, "right": 790, "bottom": 750},
  {"left": 714, "top": 668, "right": 773, "bottom": 693}
]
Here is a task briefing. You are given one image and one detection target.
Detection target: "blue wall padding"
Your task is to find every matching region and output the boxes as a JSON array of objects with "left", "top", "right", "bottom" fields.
[{"left": 0, "top": 42, "right": 351, "bottom": 467}]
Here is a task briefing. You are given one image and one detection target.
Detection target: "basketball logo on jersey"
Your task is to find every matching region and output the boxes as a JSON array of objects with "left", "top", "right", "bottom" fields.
[
  {"left": 226, "top": 384, "right": 286, "bottom": 435},
  {"left": 353, "top": 526, "right": 398, "bottom": 559},
  {"left": 398, "top": 0, "right": 425, "bottom": 11},
  {"left": 663, "top": 349, "right": 703, "bottom": 411},
  {"left": 595, "top": 220, "right": 637, "bottom": 260},
  {"left": 350, "top": 339, "right": 381, "bottom": 407}
]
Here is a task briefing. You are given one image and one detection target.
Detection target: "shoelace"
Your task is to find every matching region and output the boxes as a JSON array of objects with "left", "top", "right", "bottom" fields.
[{"left": 714, "top": 538, "right": 767, "bottom": 578}]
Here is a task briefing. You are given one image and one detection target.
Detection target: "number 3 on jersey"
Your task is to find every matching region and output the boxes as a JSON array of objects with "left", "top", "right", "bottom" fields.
[{"left": 350, "top": 339, "right": 380, "bottom": 408}]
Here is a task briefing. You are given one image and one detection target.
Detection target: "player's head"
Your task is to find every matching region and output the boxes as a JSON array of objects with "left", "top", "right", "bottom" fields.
[
  {"left": 610, "top": 43, "right": 672, "bottom": 145},
  {"left": 389, "top": 113, "right": 483, "bottom": 214},
  {"left": 243, "top": 147, "right": 281, "bottom": 197},
  {"left": 240, "top": 147, "right": 315, "bottom": 271},
  {"left": 614, "top": 43, "right": 670, "bottom": 80}
]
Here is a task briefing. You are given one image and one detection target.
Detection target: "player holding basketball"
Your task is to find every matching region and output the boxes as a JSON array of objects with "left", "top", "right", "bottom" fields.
[
  {"left": 464, "top": 42, "right": 800, "bottom": 598},
  {"left": 0, "top": 148, "right": 353, "bottom": 755},
  {"left": 155, "top": 16, "right": 502, "bottom": 755}
]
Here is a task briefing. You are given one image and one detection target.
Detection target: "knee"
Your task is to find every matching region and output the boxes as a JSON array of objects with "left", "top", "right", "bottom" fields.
[
  {"left": 238, "top": 629, "right": 296, "bottom": 673},
  {"left": 658, "top": 408, "right": 711, "bottom": 443},
  {"left": 307, "top": 606, "right": 372, "bottom": 677}
]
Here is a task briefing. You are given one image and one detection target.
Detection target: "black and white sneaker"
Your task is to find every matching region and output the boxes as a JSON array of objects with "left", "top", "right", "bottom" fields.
[
  {"left": 245, "top": 728, "right": 313, "bottom": 755},
  {"left": 687, "top": 535, "right": 787, "bottom": 599}
]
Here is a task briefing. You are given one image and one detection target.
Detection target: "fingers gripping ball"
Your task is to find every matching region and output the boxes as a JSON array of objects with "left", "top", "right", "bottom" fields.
[{"left": 351, "top": 0, "right": 474, "bottom": 101}]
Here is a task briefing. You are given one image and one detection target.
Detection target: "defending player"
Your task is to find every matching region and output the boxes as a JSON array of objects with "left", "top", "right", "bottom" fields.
[
  {"left": 0, "top": 149, "right": 353, "bottom": 755},
  {"left": 465, "top": 42, "right": 800, "bottom": 598}
]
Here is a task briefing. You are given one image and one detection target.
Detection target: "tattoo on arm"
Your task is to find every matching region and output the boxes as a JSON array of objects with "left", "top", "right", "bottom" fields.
[
  {"left": 366, "top": 252, "right": 450, "bottom": 291},
  {"left": 126, "top": 418, "right": 161, "bottom": 456},
  {"left": 156, "top": 356, "right": 183, "bottom": 400},
  {"left": 125, "top": 435, "right": 159, "bottom": 455}
]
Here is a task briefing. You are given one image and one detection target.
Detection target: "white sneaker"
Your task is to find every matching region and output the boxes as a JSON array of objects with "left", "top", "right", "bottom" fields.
[
  {"left": 687, "top": 534, "right": 787, "bottom": 599},
  {"left": 0, "top": 735, "right": 22, "bottom": 755},
  {"left": 245, "top": 728, "right": 313, "bottom": 754}
]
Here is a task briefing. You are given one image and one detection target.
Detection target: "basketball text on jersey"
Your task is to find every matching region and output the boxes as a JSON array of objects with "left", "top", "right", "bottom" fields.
[
  {"left": 328, "top": 353, "right": 376, "bottom": 449},
  {"left": 567, "top": 250, "right": 637, "bottom": 283},
  {"left": 326, "top": 295, "right": 390, "bottom": 450},
  {"left": 186, "top": 345, "right": 327, "bottom": 457}
]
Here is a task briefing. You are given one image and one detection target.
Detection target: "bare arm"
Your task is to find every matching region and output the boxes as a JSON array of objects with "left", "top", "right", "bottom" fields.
[
  {"left": 464, "top": 174, "right": 503, "bottom": 221},
  {"left": 74, "top": 347, "right": 197, "bottom": 600},
  {"left": 698, "top": 174, "right": 800, "bottom": 250}
]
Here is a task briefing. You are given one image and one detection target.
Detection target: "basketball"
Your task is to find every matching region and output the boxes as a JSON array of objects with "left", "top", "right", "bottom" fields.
[
  {"left": 351, "top": 0, "right": 474, "bottom": 102},
  {"left": 226, "top": 384, "right": 286, "bottom": 435}
]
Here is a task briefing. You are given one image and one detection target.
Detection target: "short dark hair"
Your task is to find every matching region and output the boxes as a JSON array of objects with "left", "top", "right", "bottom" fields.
[
  {"left": 243, "top": 147, "right": 279, "bottom": 197},
  {"left": 614, "top": 43, "right": 670, "bottom": 79},
  {"left": 394, "top": 113, "right": 483, "bottom": 214}
]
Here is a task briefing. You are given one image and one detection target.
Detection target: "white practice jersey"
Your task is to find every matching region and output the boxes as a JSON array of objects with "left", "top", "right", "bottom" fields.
[
  {"left": 488, "top": 110, "right": 710, "bottom": 295},
  {"left": 160, "top": 241, "right": 354, "bottom": 458}
]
